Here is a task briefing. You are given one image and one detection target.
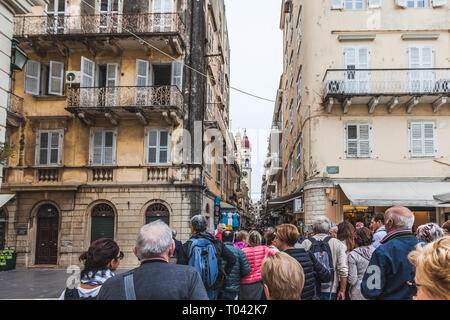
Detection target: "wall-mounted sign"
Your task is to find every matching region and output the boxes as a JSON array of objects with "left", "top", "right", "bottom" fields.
[
  {"left": 327, "top": 166, "right": 340, "bottom": 174},
  {"left": 293, "top": 198, "right": 303, "bottom": 213},
  {"left": 17, "top": 229, "right": 27, "bottom": 235}
]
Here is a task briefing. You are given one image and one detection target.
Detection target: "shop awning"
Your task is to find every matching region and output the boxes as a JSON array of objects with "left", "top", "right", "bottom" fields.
[
  {"left": 434, "top": 192, "right": 450, "bottom": 204},
  {"left": 266, "top": 189, "right": 303, "bottom": 208},
  {"left": 339, "top": 182, "right": 450, "bottom": 207},
  {"left": 0, "top": 194, "right": 15, "bottom": 209}
]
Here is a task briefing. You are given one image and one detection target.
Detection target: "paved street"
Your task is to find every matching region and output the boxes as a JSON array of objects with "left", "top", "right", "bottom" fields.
[{"left": 0, "top": 269, "right": 129, "bottom": 300}]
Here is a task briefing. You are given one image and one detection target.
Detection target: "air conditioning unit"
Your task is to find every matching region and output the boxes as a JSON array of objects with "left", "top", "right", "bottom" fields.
[{"left": 65, "top": 71, "right": 81, "bottom": 84}]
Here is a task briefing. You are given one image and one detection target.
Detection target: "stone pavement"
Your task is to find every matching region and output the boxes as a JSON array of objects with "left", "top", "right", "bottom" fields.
[{"left": 0, "top": 269, "right": 129, "bottom": 300}]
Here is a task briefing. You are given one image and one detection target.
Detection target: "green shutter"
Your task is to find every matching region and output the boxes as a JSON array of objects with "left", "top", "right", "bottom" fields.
[
  {"left": 91, "top": 216, "right": 114, "bottom": 243},
  {"left": 145, "top": 216, "right": 170, "bottom": 226}
]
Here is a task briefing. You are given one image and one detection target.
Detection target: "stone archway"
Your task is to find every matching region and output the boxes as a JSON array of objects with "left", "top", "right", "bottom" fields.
[{"left": 145, "top": 203, "right": 170, "bottom": 226}]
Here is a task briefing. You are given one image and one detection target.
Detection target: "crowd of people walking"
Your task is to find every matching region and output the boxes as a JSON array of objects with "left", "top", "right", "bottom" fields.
[{"left": 60, "top": 206, "right": 450, "bottom": 300}]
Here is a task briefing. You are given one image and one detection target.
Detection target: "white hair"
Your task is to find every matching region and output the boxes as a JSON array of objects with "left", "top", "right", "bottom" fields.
[
  {"left": 313, "top": 217, "right": 331, "bottom": 234},
  {"left": 136, "top": 220, "right": 174, "bottom": 260},
  {"left": 385, "top": 210, "right": 415, "bottom": 230}
]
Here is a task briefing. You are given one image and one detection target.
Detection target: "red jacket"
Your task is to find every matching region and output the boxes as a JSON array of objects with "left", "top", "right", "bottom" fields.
[{"left": 240, "top": 246, "right": 276, "bottom": 284}]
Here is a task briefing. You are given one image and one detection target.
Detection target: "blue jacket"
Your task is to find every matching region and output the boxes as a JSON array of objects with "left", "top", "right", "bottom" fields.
[
  {"left": 221, "top": 242, "right": 251, "bottom": 293},
  {"left": 361, "top": 231, "right": 423, "bottom": 300}
]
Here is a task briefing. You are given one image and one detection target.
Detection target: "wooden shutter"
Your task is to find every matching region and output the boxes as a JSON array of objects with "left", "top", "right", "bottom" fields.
[
  {"left": 81, "top": 56, "right": 95, "bottom": 87},
  {"left": 432, "top": 0, "right": 447, "bottom": 7},
  {"left": 48, "top": 61, "right": 64, "bottom": 96},
  {"left": 159, "top": 130, "right": 169, "bottom": 164},
  {"left": 396, "top": 0, "right": 408, "bottom": 7},
  {"left": 92, "top": 131, "right": 103, "bottom": 165},
  {"left": 171, "top": 61, "right": 183, "bottom": 91},
  {"left": 136, "top": 59, "right": 149, "bottom": 86},
  {"left": 421, "top": 47, "right": 434, "bottom": 92},
  {"left": 103, "top": 131, "right": 115, "bottom": 165},
  {"left": 368, "top": 0, "right": 382, "bottom": 8},
  {"left": 410, "top": 122, "right": 423, "bottom": 157},
  {"left": 358, "top": 124, "right": 371, "bottom": 157},
  {"left": 49, "top": 132, "right": 60, "bottom": 164},
  {"left": 147, "top": 130, "right": 158, "bottom": 163},
  {"left": 106, "top": 63, "right": 118, "bottom": 87},
  {"left": 25, "top": 60, "right": 41, "bottom": 95},
  {"left": 331, "top": 0, "right": 344, "bottom": 9},
  {"left": 423, "top": 123, "right": 435, "bottom": 156},
  {"left": 39, "top": 132, "right": 49, "bottom": 165},
  {"left": 346, "top": 124, "right": 358, "bottom": 157}
]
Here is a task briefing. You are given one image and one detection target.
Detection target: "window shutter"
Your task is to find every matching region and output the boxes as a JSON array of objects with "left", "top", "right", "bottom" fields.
[
  {"left": 48, "top": 61, "right": 64, "bottom": 96},
  {"left": 152, "top": 0, "right": 162, "bottom": 12},
  {"left": 346, "top": 124, "right": 358, "bottom": 157},
  {"left": 103, "top": 131, "right": 114, "bottom": 165},
  {"left": 396, "top": 0, "right": 408, "bottom": 7},
  {"left": 136, "top": 59, "right": 149, "bottom": 86},
  {"left": 164, "top": 0, "right": 174, "bottom": 12},
  {"left": 359, "top": 124, "right": 371, "bottom": 157},
  {"left": 368, "top": 0, "right": 382, "bottom": 8},
  {"left": 49, "top": 132, "right": 60, "bottom": 164},
  {"left": 171, "top": 60, "right": 183, "bottom": 91},
  {"left": 25, "top": 60, "right": 41, "bottom": 95},
  {"left": 148, "top": 130, "right": 158, "bottom": 163},
  {"left": 81, "top": 56, "right": 95, "bottom": 87},
  {"left": 92, "top": 131, "right": 103, "bottom": 165},
  {"left": 410, "top": 123, "right": 423, "bottom": 157},
  {"left": 106, "top": 63, "right": 118, "bottom": 87},
  {"left": 39, "top": 132, "right": 48, "bottom": 165},
  {"left": 159, "top": 130, "right": 169, "bottom": 164},
  {"left": 432, "top": 0, "right": 447, "bottom": 7},
  {"left": 423, "top": 123, "right": 435, "bottom": 156},
  {"left": 331, "top": 0, "right": 344, "bottom": 9}
]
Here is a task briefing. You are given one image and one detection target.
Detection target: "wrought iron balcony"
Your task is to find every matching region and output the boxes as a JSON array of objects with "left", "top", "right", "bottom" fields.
[
  {"left": 323, "top": 68, "right": 450, "bottom": 114},
  {"left": 14, "top": 13, "right": 185, "bottom": 39}
]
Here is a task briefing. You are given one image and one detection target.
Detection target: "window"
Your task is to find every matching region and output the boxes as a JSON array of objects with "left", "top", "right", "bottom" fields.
[
  {"left": 345, "top": 123, "right": 372, "bottom": 158},
  {"left": 285, "top": 122, "right": 289, "bottom": 147},
  {"left": 91, "top": 129, "right": 117, "bottom": 165},
  {"left": 344, "top": 46, "right": 370, "bottom": 94},
  {"left": 205, "top": 142, "right": 212, "bottom": 175},
  {"left": 345, "top": 0, "right": 366, "bottom": 9},
  {"left": 289, "top": 55, "right": 293, "bottom": 85},
  {"left": 25, "top": 60, "right": 64, "bottom": 96},
  {"left": 99, "top": 0, "right": 120, "bottom": 32},
  {"left": 296, "top": 139, "right": 301, "bottom": 172},
  {"left": 45, "top": 0, "right": 67, "bottom": 34},
  {"left": 284, "top": 166, "right": 288, "bottom": 188},
  {"left": 296, "top": 9, "right": 302, "bottom": 51},
  {"left": 152, "top": 0, "right": 174, "bottom": 31},
  {"left": 147, "top": 129, "right": 170, "bottom": 164},
  {"left": 297, "top": 69, "right": 302, "bottom": 110},
  {"left": 289, "top": 14, "right": 294, "bottom": 41},
  {"left": 407, "top": 0, "right": 429, "bottom": 8},
  {"left": 289, "top": 101, "right": 293, "bottom": 132},
  {"left": 289, "top": 155, "right": 294, "bottom": 183},
  {"left": 409, "top": 121, "right": 436, "bottom": 158},
  {"left": 37, "top": 130, "right": 62, "bottom": 166},
  {"left": 207, "top": 81, "right": 213, "bottom": 116},
  {"left": 408, "top": 46, "right": 434, "bottom": 93},
  {"left": 216, "top": 163, "right": 221, "bottom": 183}
]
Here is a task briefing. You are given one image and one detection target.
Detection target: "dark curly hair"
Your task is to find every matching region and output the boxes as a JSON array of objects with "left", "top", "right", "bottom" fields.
[
  {"left": 355, "top": 227, "right": 373, "bottom": 247},
  {"left": 79, "top": 238, "right": 120, "bottom": 279}
]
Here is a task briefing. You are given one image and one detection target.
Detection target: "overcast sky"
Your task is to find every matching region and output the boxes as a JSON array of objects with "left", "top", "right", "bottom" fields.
[{"left": 225, "top": 0, "right": 283, "bottom": 203}]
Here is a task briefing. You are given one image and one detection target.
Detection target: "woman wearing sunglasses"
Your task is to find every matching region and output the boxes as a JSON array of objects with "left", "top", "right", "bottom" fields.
[
  {"left": 407, "top": 236, "right": 450, "bottom": 300},
  {"left": 60, "top": 238, "right": 123, "bottom": 300}
]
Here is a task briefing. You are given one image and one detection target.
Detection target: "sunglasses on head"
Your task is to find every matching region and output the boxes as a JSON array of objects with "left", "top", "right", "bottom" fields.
[
  {"left": 117, "top": 251, "right": 124, "bottom": 260},
  {"left": 406, "top": 280, "right": 423, "bottom": 296}
]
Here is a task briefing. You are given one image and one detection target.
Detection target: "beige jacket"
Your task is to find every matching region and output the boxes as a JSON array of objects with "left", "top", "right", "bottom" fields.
[{"left": 300, "top": 234, "right": 349, "bottom": 294}]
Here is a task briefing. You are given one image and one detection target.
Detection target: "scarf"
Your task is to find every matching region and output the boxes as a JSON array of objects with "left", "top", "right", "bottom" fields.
[
  {"left": 81, "top": 269, "right": 115, "bottom": 286},
  {"left": 380, "top": 229, "right": 414, "bottom": 245},
  {"left": 234, "top": 241, "right": 247, "bottom": 250}
]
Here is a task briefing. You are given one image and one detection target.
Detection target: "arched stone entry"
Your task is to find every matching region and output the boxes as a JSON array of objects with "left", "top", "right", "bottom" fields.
[
  {"left": 91, "top": 203, "right": 115, "bottom": 243},
  {"left": 35, "top": 204, "right": 59, "bottom": 265},
  {"left": 145, "top": 203, "right": 170, "bottom": 226}
]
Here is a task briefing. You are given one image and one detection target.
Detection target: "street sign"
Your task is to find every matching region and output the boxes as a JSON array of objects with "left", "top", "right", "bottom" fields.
[{"left": 327, "top": 166, "right": 340, "bottom": 174}]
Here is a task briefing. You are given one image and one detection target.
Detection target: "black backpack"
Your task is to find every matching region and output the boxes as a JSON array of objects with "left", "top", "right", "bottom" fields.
[
  {"left": 63, "top": 288, "right": 97, "bottom": 300},
  {"left": 309, "top": 237, "right": 335, "bottom": 291}
]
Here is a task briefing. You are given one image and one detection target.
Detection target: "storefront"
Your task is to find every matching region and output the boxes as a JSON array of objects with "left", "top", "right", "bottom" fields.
[
  {"left": 339, "top": 182, "right": 450, "bottom": 228},
  {"left": 219, "top": 201, "right": 240, "bottom": 231},
  {"left": 0, "top": 195, "right": 14, "bottom": 250}
]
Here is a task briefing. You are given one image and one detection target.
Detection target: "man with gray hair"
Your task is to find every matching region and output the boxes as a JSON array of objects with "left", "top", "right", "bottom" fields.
[
  {"left": 299, "top": 217, "right": 348, "bottom": 300},
  {"left": 361, "top": 206, "right": 423, "bottom": 300},
  {"left": 97, "top": 220, "right": 208, "bottom": 300},
  {"left": 177, "top": 215, "right": 236, "bottom": 300}
]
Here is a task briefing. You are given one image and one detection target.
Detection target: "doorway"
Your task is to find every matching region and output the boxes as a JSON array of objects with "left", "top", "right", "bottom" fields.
[{"left": 35, "top": 204, "right": 59, "bottom": 265}]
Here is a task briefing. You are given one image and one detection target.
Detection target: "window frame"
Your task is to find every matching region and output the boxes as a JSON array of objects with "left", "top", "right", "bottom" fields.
[
  {"left": 36, "top": 129, "right": 63, "bottom": 166},
  {"left": 344, "top": 122, "right": 373, "bottom": 159},
  {"left": 296, "top": 138, "right": 301, "bottom": 173},
  {"left": 146, "top": 128, "right": 172, "bottom": 165},
  {"left": 90, "top": 128, "right": 118, "bottom": 166},
  {"left": 408, "top": 121, "right": 437, "bottom": 158}
]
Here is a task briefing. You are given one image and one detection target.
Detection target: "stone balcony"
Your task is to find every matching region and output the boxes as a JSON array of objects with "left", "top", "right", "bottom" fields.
[{"left": 323, "top": 68, "right": 450, "bottom": 114}]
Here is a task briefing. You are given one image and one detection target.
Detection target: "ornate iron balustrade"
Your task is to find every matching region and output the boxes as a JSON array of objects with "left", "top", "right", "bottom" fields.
[
  {"left": 7, "top": 93, "right": 24, "bottom": 114},
  {"left": 14, "top": 13, "right": 185, "bottom": 38},
  {"left": 68, "top": 86, "right": 184, "bottom": 110},
  {"left": 324, "top": 68, "right": 450, "bottom": 98}
]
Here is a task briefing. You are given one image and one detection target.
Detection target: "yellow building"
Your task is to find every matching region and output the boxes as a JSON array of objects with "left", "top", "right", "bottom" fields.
[
  {"left": 263, "top": 0, "right": 450, "bottom": 231},
  {"left": 1, "top": 0, "right": 242, "bottom": 269}
]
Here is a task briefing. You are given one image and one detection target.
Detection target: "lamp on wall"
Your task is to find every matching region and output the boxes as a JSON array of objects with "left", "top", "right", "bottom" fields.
[{"left": 11, "top": 39, "right": 28, "bottom": 71}]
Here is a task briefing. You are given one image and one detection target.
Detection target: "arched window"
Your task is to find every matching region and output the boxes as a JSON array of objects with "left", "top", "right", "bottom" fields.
[
  {"left": 145, "top": 203, "right": 170, "bottom": 226},
  {"left": 91, "top": 203, "right": 115, "bottom": 242}
]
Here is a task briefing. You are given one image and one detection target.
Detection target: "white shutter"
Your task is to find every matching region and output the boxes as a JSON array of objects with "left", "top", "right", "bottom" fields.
[
  {"left": 423, "top": 123, "right": 436, "bottom": 156},
  {"left": 396, "top": 0, "right": 408, "bottom": 7},
  {"left": 152, "top": 0, "right": 162, "bottom": 12},
  {"left": 25, "top": 60, "right": 41, "bottom": 95},
  {"left": 136, "top": 59, "right": 149, "bottom": 86},
  {"left": 49, "top": 131, "right": 60, "bottom": 164},
  {"left": 159, "top": 130, "right": 169, "bottom": 164},
  {"left": 48, "top": 61, "right": 64, "bottom": 96},
  {"left": 80, "top": 56, "right": 95, "bottom": 87},
  {"left": 408, "top": 47, "right": 421, "bottom": 93},
  {"left": 106, "top": 63, "right": 118, "bottom": 87},
  {"left": 147, "top": 130, "right": 158, "bottom": 163},
  {"left": 421, "top": 47, "right": 434, "bottom": 93},
  {"left": 432, "top": 0, "right": 447, "bottom": 7},
  {"left": 92, "top": 131, "right": 103, "bottom": 165},
  {"left": 368, "top": 0, "right": 382, "bottom": 8},
  {"left": 331, "top": 0, "right": 344, "bottom": 9},
  {"left": 346, "top": 124, "right": 358, "bottom": 157},
  {"left": 410, "top": 123, "right": 423, "bottom": 157},
  {"left": 171, "top": 60, "right": 183, "bottom": 91},
  {"left": 358, "top": 47, "right": 370, "bottom": 93},
  {"left": 164, "top": 0, "right": 174, "bottom": 12},
  {"left": 103, "top": 131, "right": 115, "bottom": 165},
  {"left": 38, "top": 131, "right": 48, "bottom": 165},
  {"left": 358, "top": 124, "right": 371, "bottom": 157}
]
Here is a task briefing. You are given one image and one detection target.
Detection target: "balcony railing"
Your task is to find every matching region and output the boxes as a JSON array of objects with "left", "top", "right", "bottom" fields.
[
  {"left": 7, "top": 93, "right": 24, "bottom": 114},
  {"left": 324, "top": 68, "right": 450, "bottom": 98},
  {"left": 14, "top": 13, "right": 185, "bottom": 38},
  {"left": 68, "top": 86, "right": 184, "bottom": 110}
]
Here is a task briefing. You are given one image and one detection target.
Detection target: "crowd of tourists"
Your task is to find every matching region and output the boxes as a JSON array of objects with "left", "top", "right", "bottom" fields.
[{"left": 60, "top": 206, "right": 450, "bottom": 300}]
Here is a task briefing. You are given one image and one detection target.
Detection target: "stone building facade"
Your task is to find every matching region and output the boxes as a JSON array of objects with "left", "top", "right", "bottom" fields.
[{"left": 1, "top": 0, "right": 242, "bottom": 269}]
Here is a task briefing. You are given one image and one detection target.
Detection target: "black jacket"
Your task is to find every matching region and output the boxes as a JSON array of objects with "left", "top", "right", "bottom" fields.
[
  {"left": 284, "top": 248, "right": 331, "bottom": 300},
  {"left": 177, "top": 232, "right": 236, "bottom": 290}
]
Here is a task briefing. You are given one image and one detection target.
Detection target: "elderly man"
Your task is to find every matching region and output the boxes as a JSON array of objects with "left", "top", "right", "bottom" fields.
[
  {"left": 361, "top": 206, "right": 423, "bottom": 300},
  {"left": 97, "top": 220, "right": 208, "bottom": 300},
  {"left": 215, "top": 223, "right": 226, "bottom": 241},
  {"left": 299, "top": 217, "right": 348, "bottom": 300},
  {"left": 178, "top": 215, "right": 236, "bottom": 300}
]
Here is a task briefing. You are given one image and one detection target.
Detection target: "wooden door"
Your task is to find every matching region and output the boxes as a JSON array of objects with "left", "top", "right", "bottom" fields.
[{"left": 36, "top": 206, "right": 59, "bottom": 265}]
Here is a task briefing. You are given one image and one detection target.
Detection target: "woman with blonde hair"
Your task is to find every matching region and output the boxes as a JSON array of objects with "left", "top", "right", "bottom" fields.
[
  {"left": 234, "top": 230, "right": 249, "bottom": 250},
  {"left": 240, "top": 230, "right": 277, "bottom": 300},
  {"left": 407, "top": 236, "right": 450, "bottom": 300},
  {"left": 261, "top": 252, "right": 305, "bottom": 300}
]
